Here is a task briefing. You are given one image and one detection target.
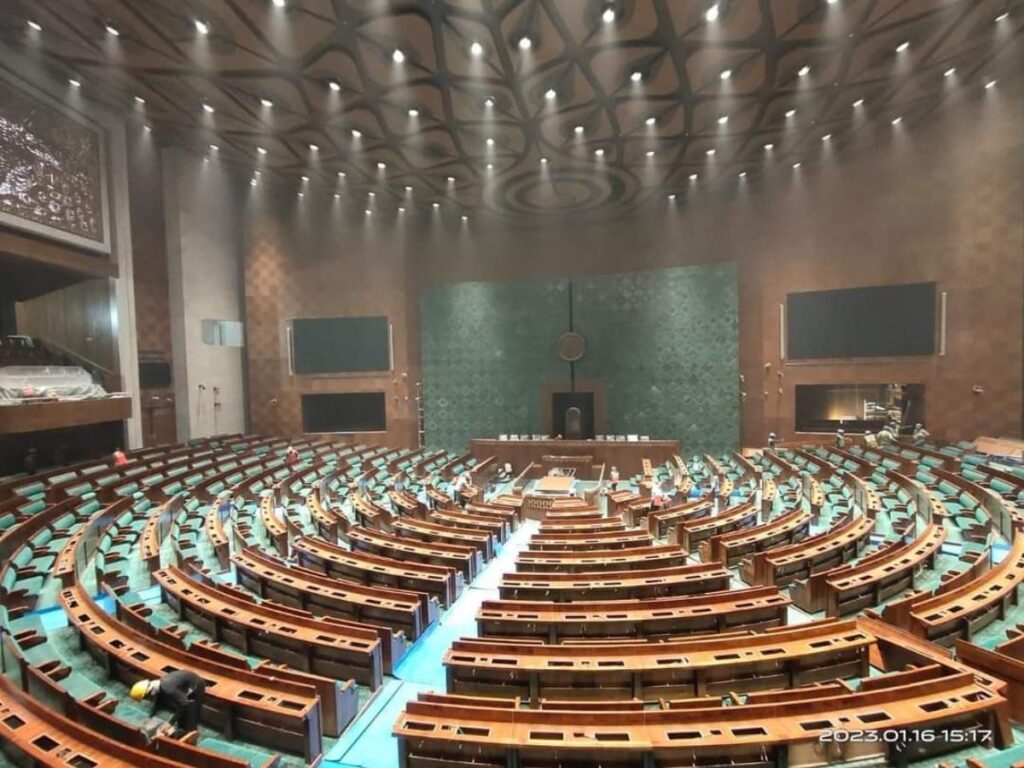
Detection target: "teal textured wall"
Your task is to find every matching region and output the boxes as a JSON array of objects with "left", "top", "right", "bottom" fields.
[{"left": 420, "top": 263, "right": 738, "bottom": 453}]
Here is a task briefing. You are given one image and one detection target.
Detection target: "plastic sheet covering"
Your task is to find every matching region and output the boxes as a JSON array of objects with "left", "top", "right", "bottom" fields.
[{"left": 0, "top": 366, "right": 108, "bottom": 404}]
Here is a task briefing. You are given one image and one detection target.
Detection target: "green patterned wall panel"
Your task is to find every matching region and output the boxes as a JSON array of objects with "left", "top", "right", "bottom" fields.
[
  {"left": 420, "top": 279, "right": 569, "bottom": 450},
  {"left": 420, "top": 263, "right": 738, "bottom": 453},
  {"left": 573, "top": 264, "right": 739, "bottom": 454}
]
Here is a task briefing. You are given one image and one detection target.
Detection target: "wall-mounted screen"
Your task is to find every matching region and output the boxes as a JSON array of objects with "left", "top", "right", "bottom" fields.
[
  {"left": 139, "top": 361, "right": 172, "bottom": 389},
  {"left": 786, "top": 282, "right": 936, "bottom": 360},
  {"left": 301, "top": 392, "right": 386, "bottom": 433},
  {"left": 291, "top": 316, "right": 391, "bottom": 374}
]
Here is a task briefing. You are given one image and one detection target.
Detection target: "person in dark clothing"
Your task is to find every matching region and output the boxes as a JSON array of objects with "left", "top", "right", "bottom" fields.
[{"left": 131, "top": 670, "right": 206, "bottom": 736}]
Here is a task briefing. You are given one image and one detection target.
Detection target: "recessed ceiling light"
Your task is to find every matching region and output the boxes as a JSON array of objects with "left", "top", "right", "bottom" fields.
[
  {"left": 891, "top": 116, "right": 902, "bottom": 125},
  {"left": 785, "top": 108, "right": 797, "bottom": 118},
  {"left": 134, "top": 95, "right": 146, "bottom": 104},
  {"left": 260, "top": 97, "right": 273, "bottom": 107},
  {"left": 484, "top": 97, "right": 495, "bottom": 107},
  {"left": 272, "top": 0, "right": 286, "bottom": 7},
  {"left": 461, "top": 214, "right": 469, "bottom": 221},
  {"left": 250, "top": 178, "right": 258, "bottom": 187},
  {"left": 447, "top": 176, "right": 455, "bottom": 182},
  {"left": 574, "top": 125, "right": 584, "bottom": 134},
  {"left": 309, "top": 143, "right": 319, "bottom": 151},
  {"left": 254, "top": 171, "right": 262, "bottom": 177},
  {"left": 486, "top": 162, "right": 494, "bottom": 169},
  {"left": 943, "top": 67, "right": 956, "bottom": 78},
  {"left": 209, "top": 143, "right": 219, "bottom": 151},
  {"left": 544, "top": 88, "right": 556, "bottom": 100},
  {"left": 594, "top": 148, "right": 605, "bottom": 157},
  {"left": 985, "top": 79, "right": 997, "bottom": 89},
  {"left": 404, "top": 185, "right": 413, "bottom": 191},
  {"left": 203, "top": 156, "right": 210, "bottom": 164},
  {"left": 486, "top": 138, "right": 495, "bottom": 146},
  {"left": 143, "top": 124, "right": 152, "bottom": 132},
  {"left": 630, "top": 70, "right": 643, "bottom": 83},
  {"left": 368, "top": 192, "right": 376, "bottom": 198},
  {"left": 720, "top": 68, "right": 732, "bottom": 80},
  {"left": 764, "top": 143, "right": 774, "bottom": 150},
  {"left": 256, "top": 146, "right": 267, "bottom": 155},
  {"left": 540, "top": 157, "right": 548, "bottom": 164},
  {"left": 408, "top": 108, "right": 419, "bottom": 117},
  {"left": 365, "top": 209, "right": 372, "bottom": 215},
  {"left": 689, "top": 173, "right": 698, "bottom": 181},
  {"left": 852, "top": 98, "right": 865, "bottom": 107},
  {"left": 645, "top": 116, "right": 657, "bottom": 126},
  {"left": 797, "top": 65, "right": 811, "bottom": 77},
  {"left": 195, "top": 19, "right": 210, "bottom": 35},
  {"left": 377, "top": 161, "right": 386, "bottom": 169},
  {"left": 717, "top": 115, "right": 729, "bottom": 125},
  {"left": 826, "top": 0, "right": 839, "bottom": 4},
  {"left": 602, "top": 8, "right": 616, "bottom": 23},
  {"left": 646, "top": 150, "right": 655, "bottom": 157},
  {"left": 328, "top": 80, "right": 341, "bottom": 92},
  {"left": 705, "top": 148, "right": 716, "bottom": 156},
  {"left": 470, "top": 41, "right": 484, "bottom": 57},
  {"left": 738, "top": 171, "right": 747, "bottom": 177},
  {"left": 392, "top": 48, "right": 405, "bottom": 64},
  {"left": 518, "top": 36, "right": 532, "bottom": 50},
  {"left": 896, "top": 41, "right": 909, "bottom": 53},
  {"left": 105, "top": 24, "right": 120, "bottom": 37},
  {"left": 69, "top": 78, "right": 82, "bottom": 88},
  {"left": 995, "top": 12, "right": 1009, "bottom": 22},
  {"left": 667, "top": 193, "right": 677, "bottom": 200},
  {"left": 821, "top": 133, "right": 832, "bottom": 142},
  {"left": 792, "top": 161, "right": 801, "bottom": 169},
  {"left": 27, "top": 20, "right": 42, "bottom": 31},
  {"left": 334, "top": 193, "right": 341, "bottom": 199},
  {"left": 432, "top": 202, "right": 440, "bottom": 208},
  {"left": 300, "top": 175, "right": 309, "bottom": 182},
  {"left": 705, "top": 3, "right": 720, "bottom": 22},
  {"left": 351, "top": 129, "right": 362, "bottom": 138},
  {"left": 202, "top": 103, "right": 215, "bottom": 113},
  {"left": 397, "top": 206, "right": 404, "bottom": 212},
  {"left": 338, "top": 171, "right": 346, "bottom": 178}
]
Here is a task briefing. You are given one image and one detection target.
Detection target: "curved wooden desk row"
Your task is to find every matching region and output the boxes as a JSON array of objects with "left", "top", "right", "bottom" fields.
[
  {"left": 647, "top": 497, "right": 712, "bottom": 539},
  {"left": 293, "top": 534, "right": 461, "bottom": 609},
  {"left": 792, "top": 522, "right": 946, "bottom": 616},
  {"left": 476, "top": 586, "right": 790, "bottom": 642},
  {"left": 526, "top": 528, "right": 653, "bottom": 551},
  {"left": 60, "top": 584, "right": 336, "bottom": 762},
  {"left": 394, "top": 669, "right": 1009, "bottom": 768},
  {"left": 698, "top": 506, "right": 811, "bottom": 567},
  {"left": 741, "top": 513, "right": 874, "bottom": 589},
  {"left": 156, "top": 564, "right": 386, "bottom": 688},
  {"left": 344, "top": 524, "right": 481, "bottom": 581},
  {"left": 444, "top": 619, "right": 871, "bottom": 704},
  {"left": 390, "top": 515, "right": 496, "bottom": 560},
  {"left": 498, "top": 561, "right": 730, "bottom": 602},
  {"left": 538, "top": 514, "right": 626, "bottom": 533},
  {"left": 673, "top": 500, "right": 758, "bottom": 551},
  {"left": 431, "top": 505, "right": 510, "bottom": 543},
  {"left": 232, "top": 546, "right": 430, "bottom": 661},
  {"left": 515, "top": 544, "right": 689, "bottom": 573}
]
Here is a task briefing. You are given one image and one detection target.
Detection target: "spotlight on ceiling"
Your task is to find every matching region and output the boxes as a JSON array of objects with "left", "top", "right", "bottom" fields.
[
  {"left": 339, "top": 171, "right": 347, "bottom": 178},
  {"left": 720, "top": 68, "right": 732, "bottom": 80},
  {"left": 470, "top": 41, "right": 484, "bottom": 57},
  {"left": 484, "top": 97, "right": 495, "bottom": 107},
  {"left": 300, "top": 175, "right": 309, "bottom": 182},
  {"left": 668, "top": 193, "right": 677, "bottom": 200},
  {"left": 368, "top": 192, "right": 375, "bottom": 198},
  {"left": 630, "top": 70, "right": 643, "bottom": 83},
  {"left": 309, "top": 143, "right": 319, "bottom": 151},
  {"left": 392, "top": 48, "right": 405, "bottom": 64},
  {"left": 195, "top": 19, "right": 210, "bottom": 35},
  {"left": 408, "top": 108, "right": 419, "bottom": 117},
  {"left": 594, "top": 148, "right": 605, "bottom": 157},
  {"left": 738, "top": 171, "right": 747, "bottom": 177},
  {"left": 646, "top": 150, "right": 655, "bottom": 157},
  {"left": 69, "top": 78, "right": 82, "bottom": 88},
  {"left": 985, "top": 79, "right": 997, "bottom": 89},
  {"left": 250, "top": 179, "right": 258, "bottom": 187},
  {"left": 328, "top": 80, "right": 341, "bottom": 92},
  {"left": 143, "top": 124, "right": 152, "bottom": 132},
  {"left": 518, "top": 36, "right": 532, "bottom": 50},
  {"left": 943, "top": 67, "right": 956, "bottom": 78},
  {"left": 256, "top": 146, "right": 268, "bottom": 155},
  {"left": 764, "top": 143, "right": 774, "bottom": 150},
  {"left": 645, "top": 116, "right": 657, "bottom": 126},
  {"left": 602, "top": 7, "right": 616, "bottom": 23},
  {"left": 895, "top": 41, "right": 909, "bottom": 53},
  {"left": 995, "top": 12, "right": 1009, "bottom": 22},
  {"left": 540, "top": 157, "right": 548, "bottom": 164},
  {"left": 134, "top": 95, "right": 146, "bottom": 104},
  {"left": 432, "top": 202, "right": 440, "bottom": 208},
  {"left": 705, "top": 3, "right": 720, "bottom": 22},
  {"left": 27, "top": 20, "right": 42, "bottom": 31},
  {"left": 689, "top": 173, "right": 698, "bottom": 181},
  {"left": 891, "top": 116, "right": 902, "bottom": 125},
  {"left": 461, "top": 215, "right": 469, "bottom": 222},
  {"left": 486, "top": 162, "right": 494, "bottom": 169},
  {"left": 365, "top": 209, "right": 372, "bottom": 215},
  {"left": 377, "top": 161, "right": 386, "bottom": 170},
  {"left": 447, "top": 176, "right": 455, "bottom": 183},
  {"left": 792, "top": 162, "right": 802, "bottom": 169},
  {"left": 202, "top": 102, "right": 214, "bottom": 113},
  {"left": 821, "top": 133, "right": 832, "bottom": 142},
  {"left": 785, "top": 108, "right": 797, "bottom": 118},
  {"left": 705, "top": 148, "right": 716, "bottom": 156},
  {"left": 717, "top": 115, "right": 729, "bottom": 125},
  {"left": 209, "top": 143, "right": 219, "bottom": 151},
  {"left": 797, "top": 65, "right": 811, "bottom": 77},
  {"left": 486, "top": 137, "right": 495, "bottom": 146},
  {"left": 351, "top": 129, "right": 362, "bottom": 138},
  {"left": 574, "top": 125, "right": 585, "bottom": 135},
  {"left": 105, "top": 24, "right": 120, "bottom": 37},
  {"left": 852, "top": 98, "right": 865, "bottom": 107},
  {"left": 397, "top": 205, "right": 404, "bottom": 212},
  {"left": 260, "top": 97, "right": 273, "bottom": 107},
  {"left": 544, "top": 88, "right": 556, "bottom": 101},
  {"left": 272, "top": 0, "right": 286, "bottom": 7}
]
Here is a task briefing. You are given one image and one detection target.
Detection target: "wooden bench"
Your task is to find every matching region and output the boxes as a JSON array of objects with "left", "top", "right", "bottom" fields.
[
  {"left": 646, "top": 497, "right": 712, "bottom": 538},
  {"left": 526, "top": 529, "right": 653, "bottom": 551},
  {"left": 698, "top": 506, "right": 811, "bottom": 567},
  {"left": 345, "top": 524, "right": 480, "bottom": 581},
  {"left": 673, "top": 500, "right": 758, "bottom": 550},
  {"left": 515, "top": 544, "right": 689, "bottom": 573},
  {"left": 498, "top": 562, "right": 730, "bottom": 602}
]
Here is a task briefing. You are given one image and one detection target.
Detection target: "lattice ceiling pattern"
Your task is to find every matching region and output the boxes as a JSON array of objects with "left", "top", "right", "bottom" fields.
[{"left": 1, "top": 0, "right": 1021, "bottom": 223}]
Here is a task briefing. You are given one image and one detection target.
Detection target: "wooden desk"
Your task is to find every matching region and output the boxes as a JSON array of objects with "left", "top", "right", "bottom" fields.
[{"left": 470, "top": 438, "right": 680, "bottom": 477}]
